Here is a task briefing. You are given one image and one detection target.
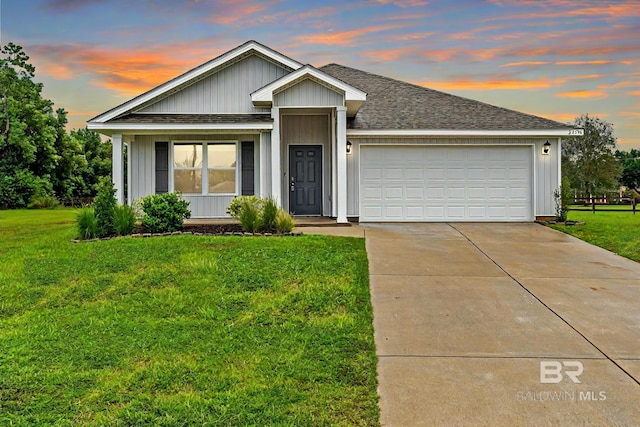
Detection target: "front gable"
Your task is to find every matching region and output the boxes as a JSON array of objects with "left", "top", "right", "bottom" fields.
[
  {"left": 274, "top": 77, "right": 345, "bottom": 107},
  {"left": 89, "top": 41, "right": 302, "bottom": 123},
  {"left": 251, "top": 65, "right": 366, "bottom": 117},
  {"left": 137, "top": 54, "right": 291, "bottom": 114}
]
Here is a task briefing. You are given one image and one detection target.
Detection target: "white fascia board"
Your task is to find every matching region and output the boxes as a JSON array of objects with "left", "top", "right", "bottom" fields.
[
  {"left": 251, "top": 65, "right": 366, "bottom": 103},
  {"left": 346, "top": 129, "right": 583, "bottom": 137},
  {"left": 91, "top": 41, "right": 303, "bottom": 123},
  {"left": 87, "top": 122, "right": 273, "bottom": 131}
]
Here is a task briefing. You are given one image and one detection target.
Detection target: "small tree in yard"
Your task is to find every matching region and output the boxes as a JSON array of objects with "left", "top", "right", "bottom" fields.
[
  {"left": 562, "top": 114, "right": 621, "bottom": 197},
  {"left": 554, "top": 176, "right": 573, "bottom": 222}
]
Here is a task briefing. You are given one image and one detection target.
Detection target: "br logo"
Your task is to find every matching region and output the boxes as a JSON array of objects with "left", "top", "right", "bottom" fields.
[{"left": 540, "top": 361, "right": 584, "bottom": 384}]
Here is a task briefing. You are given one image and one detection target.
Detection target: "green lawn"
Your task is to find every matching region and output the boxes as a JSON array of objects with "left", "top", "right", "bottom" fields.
[
  {"left": 0, "top": 209, "right": 379, "bottom": 426},
  {"left": 550, "top": 210, "right": 640, "bottom": 262}
]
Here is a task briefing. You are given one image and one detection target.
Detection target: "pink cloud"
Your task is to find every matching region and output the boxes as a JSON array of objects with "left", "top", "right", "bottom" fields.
[{"left": 375, "top": 0, "right": 428, "bottom": 7}]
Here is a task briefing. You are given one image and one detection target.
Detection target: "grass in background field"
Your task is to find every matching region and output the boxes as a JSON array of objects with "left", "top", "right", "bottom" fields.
[
  {"left": 551, "top": 210, "right": 640, "bottom": 262},
  {"left": 0, "top": 209, "right": 379, "bottom": 426}
]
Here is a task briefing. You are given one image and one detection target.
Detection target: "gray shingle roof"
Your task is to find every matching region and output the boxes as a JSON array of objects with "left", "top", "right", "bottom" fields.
[
  {"left": 109, "top": 113, "right": 273, "bottom": 124},
  {"left": 320, "top": 63, "right": 571, "bottom": 130}
]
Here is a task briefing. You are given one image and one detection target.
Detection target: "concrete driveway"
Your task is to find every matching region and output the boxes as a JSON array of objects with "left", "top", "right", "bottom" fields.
[{"left": 364, "top": 223, "right": 640, "bottom": 426}]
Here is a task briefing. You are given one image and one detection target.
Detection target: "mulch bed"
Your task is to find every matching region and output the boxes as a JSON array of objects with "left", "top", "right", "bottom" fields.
[
  {"left": 182, "top": 223, "right": 245, "bottom": 234},
  {"left": 72, "top": 223, "right": 299, "bottom": 242}
]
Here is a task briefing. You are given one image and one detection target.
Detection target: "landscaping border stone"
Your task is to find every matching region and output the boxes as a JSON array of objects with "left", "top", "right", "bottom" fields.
[{"left": 71, "top": 230, "right": 302, "bottom": 243}]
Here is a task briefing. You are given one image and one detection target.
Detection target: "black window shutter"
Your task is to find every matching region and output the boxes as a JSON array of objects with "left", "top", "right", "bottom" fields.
[
  {"left": 241, "top": 141, "right": 255, "bottom": 196},
  {"left": 155, "top": 142, "right": 169, "bottom": 194}
]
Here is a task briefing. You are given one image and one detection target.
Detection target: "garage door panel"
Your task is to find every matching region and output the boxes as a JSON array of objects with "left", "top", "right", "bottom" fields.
[
  {"left": 384, "top": 206, "right": 403, "bottom": 219},
  {"left": 448, "top": 187, "right": 466, "bottom": 199},
  {"left": 446, "top": 206, "right": 465, "bottom": 218},
  {"left": 384, "top": 168, "right": 403, "bottom": 180},
  {"left": 406, "top": 187, "right": 424, "bottom": 200},
  {"left": 468, "top": 206, "right": 487, "bottom": 218},
  {"left": 426, "top": 168, "right": 445, "bottom": 180},
  {"left": 360, "top": 146, "right": 532, "bottom": 222},
  {"left": 468, "top": 187, "right": 487, "bottom": 199},
  {"left": 487, "top": 206, "right": 507, "bottom": 218},
  {"left": 405, "top": 168, "right": 424, "bottom": 180},
  {"left": 488, "top": 187, "right": 507, "bottom": 199},
  {"left": 385, "top": 187, "right": 403, "bottom": 200},
  {"left": 468, "top": 168, "right": 486, "bottom": 180},
  {"left": 426, "top": 206, "right": 445, "bottom": 218},
  {"left": 427, "top": 187, "right": 445, "bottom": 201},
  {"left": 447, "top": 168, "right": 465, "bottom": 180},
  {"left": 363, "top": 186, "right": 382, "bottom": 200},
  {"left": 362, "top": 167, "right": 383, "bottom": 181},
  {"left": 488, "top": 168, "right": 507, "bottom": 179},
  {"left": 509, "top": 167, "right": 529, "bottom": 180},
  {"left": 406, "top": 206, "right": 424, "bottom": 219}
]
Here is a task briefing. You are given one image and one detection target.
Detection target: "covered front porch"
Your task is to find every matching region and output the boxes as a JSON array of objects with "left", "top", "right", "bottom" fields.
[{"left": 107, "top": 107, "right": 349, "bottom": 222}]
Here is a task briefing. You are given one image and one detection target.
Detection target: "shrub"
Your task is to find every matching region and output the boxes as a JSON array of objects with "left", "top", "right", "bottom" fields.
[
  {"left": 228, "top": 196, "right": 287, "bottom": 233},
  {"left": 261, "top": 197, "right": 279, "bottom": 231},
  {"left": 93, "top": 177, "right": 117, "bottom": 237},
  {"left": 113, "top": 204, "right": 138, "bottom": 236},
  {"left": 237, "top": 197, "right": 262, "bottom": 233},
  {"left": 141, "top": 192, "right": 191, "bottom": 233},
  {"left": 554, "top": 176, "right": 573, "bottom": 222},
  {"left": 275, "top": 209, "right": 295, "bottom": 234},
  {"left": 77, "top": 207, "right": 98, "bottom": 240},
  {"left": 28, "top": 194, "right": 60, "bottom": 209},
  {"left": 227, "top": 196, "right": 262, "bottom": 217}
]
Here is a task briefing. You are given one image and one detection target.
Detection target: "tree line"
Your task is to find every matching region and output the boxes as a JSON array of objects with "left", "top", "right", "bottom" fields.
[
  {"left": 562, "top": 114, "right": 640, "bottom": 198},
  {"left": 0, "top": 43, "right": 111, "bottom": 209}
]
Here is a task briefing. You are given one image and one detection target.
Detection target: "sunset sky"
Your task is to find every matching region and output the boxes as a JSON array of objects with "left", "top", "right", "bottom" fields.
[{"left": 1, "top": 0, "right": 639, "bottom": 149}]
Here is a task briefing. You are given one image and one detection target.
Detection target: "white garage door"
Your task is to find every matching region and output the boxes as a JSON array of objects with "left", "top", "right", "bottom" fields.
[{"left": 360, "top": 146, "right": 533, "bottom": 222}]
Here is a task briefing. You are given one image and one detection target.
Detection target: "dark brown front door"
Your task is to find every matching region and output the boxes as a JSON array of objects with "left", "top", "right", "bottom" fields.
[{"left": 289, "top": 145, "right": 322, "bottom": 215}]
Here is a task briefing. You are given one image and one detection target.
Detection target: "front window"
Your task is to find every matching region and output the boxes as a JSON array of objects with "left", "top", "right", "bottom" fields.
[
  {"left": 173, "top": 143, "right": 202, "bottom": 194},
  {"left": 172, "top": 142, "right": 236, "bottom": 194},
  {"left": 208, "top": 144, "right": 236, "bottom": 193}
]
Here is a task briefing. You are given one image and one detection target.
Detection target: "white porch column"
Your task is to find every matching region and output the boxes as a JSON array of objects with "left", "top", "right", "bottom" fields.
[
  {"left": 126, "top": 139, "right": 132, "bottom": 205},
  {"left": 557, "top": 137, "right": 562, "bottom": 188},
  {"left": 260, "top": 132, "right": 271, "bottom": 198},
  {"left": 112, "top": 133, "right": 124, "bottom": 204},
  {"left": 336, "top": 107, "right": 348, "bottom": 223},
  {"left": 271, "top": 108, "right": 282, "bottom": 205}
]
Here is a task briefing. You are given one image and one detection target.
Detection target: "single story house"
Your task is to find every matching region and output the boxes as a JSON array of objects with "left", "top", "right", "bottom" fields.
[{"left": 88, "top": 40, "right": 581, "bottom": 223}]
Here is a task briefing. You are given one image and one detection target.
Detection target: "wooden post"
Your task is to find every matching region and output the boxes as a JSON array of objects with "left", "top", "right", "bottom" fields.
[
  {"left": 633, "top": 198, "right": 636, "bottom": 215},
  {"left": 592, "top": 197, "right": 596, "bottom": 214}
]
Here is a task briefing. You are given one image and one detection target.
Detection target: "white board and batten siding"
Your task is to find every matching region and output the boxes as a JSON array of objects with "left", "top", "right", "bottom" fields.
[
  {"left": 274, "top": 79, "right": 344, "bottom": 107},
  {"left": 130, "top": 134, "right": 261, "bottom": 218},
  {"left": 347, "top": 138, "right": 559, "bottom": 221},
  {"left": 137, "top": 55, "right": 290, "bottom": 114}
]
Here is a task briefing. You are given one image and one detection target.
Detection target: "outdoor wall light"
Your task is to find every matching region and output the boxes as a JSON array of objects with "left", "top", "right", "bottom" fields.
[
  {"left": 542, "top": 141, "right": 551, "bottom": 155},
  {"left": 346, "top": 140, "right": 353, "bottom": 154}
]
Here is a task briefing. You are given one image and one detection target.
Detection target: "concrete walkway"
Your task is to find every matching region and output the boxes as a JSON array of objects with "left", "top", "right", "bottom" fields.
[{"left": 364, "top": 223, "right": 640, "bottom": 426}]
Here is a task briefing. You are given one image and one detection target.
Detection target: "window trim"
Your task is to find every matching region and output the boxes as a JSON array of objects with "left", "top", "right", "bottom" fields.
[{"left": 170, "top": 140, "right": 239, "bottom": 196}]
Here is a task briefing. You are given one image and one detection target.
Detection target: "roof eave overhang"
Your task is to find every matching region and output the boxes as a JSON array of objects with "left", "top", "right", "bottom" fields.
[
  {"left": 346, "top": 129, "right": 583, "bottom": 137},
  {"left": 87, "top": 122, "right": 273, "bottom": 136},
  {"left": 89, "top": 41, "right": 303, "bottom": 124}
]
